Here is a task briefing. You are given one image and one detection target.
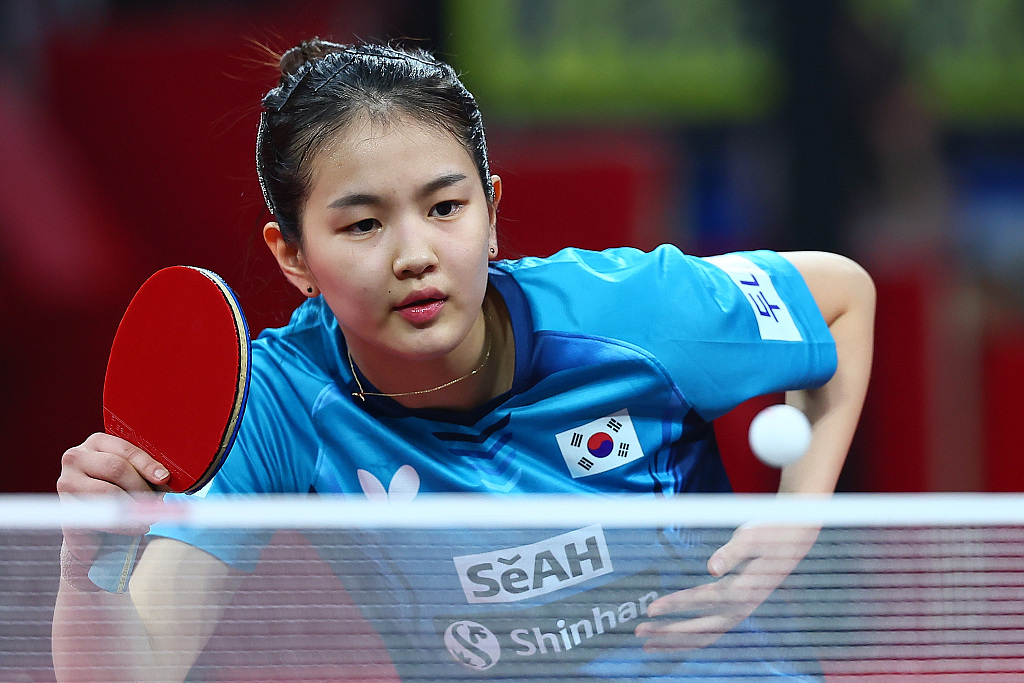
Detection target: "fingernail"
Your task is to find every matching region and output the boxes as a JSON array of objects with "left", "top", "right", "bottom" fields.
[
  {"left": 709, "top": 558, "right": 725, "bottom": 576},
  {"left": 154, "top": 467, "right": 169, "bottom": 480}
]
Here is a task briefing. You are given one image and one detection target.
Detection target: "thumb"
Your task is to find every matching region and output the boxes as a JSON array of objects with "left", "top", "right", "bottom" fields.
[{"left": 707, "top": 534, "right": 751, "bottom": 577}]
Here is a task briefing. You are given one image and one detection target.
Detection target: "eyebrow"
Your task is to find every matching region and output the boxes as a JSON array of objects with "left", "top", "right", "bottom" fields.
[
  {"left": 326, "top": 172, "right": 469, "bottom": 211},
  {"left": 420, "top": 172, "right": 469, "bottom": 197}
]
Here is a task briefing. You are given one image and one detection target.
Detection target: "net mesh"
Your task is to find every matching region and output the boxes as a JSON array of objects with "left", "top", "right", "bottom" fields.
[{"left": 4, "top": 494, "right": 1024, "bottom": 682}]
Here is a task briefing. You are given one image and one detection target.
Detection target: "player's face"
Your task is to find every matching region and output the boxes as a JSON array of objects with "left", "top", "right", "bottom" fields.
[{"left": 297, "top": 114, "right": 498, "bottom": 372}]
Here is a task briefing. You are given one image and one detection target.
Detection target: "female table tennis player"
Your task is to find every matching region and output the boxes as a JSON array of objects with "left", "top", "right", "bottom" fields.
[{"left": 53, "top": 40, "right": 875, "bottom": 682}]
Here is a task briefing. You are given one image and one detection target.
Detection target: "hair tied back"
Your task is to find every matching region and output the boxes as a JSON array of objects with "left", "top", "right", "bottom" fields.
[{"left": 279, "top": 38, "right": 347, "bottom": 78}]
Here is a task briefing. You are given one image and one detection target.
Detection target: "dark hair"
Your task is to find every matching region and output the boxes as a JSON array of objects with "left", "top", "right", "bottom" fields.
[{"left": 256, "top": 39, "right": 492, "bottom": 245}]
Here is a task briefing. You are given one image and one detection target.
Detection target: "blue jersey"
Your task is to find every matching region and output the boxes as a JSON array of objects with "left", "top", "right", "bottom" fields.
[{"left": 154, "top": 246, "right": 835, "bottom": 681}]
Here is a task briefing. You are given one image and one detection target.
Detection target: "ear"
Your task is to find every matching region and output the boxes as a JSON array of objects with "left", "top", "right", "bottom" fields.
[
  {"left": 487, "top": 175, "right": 502, "bottom": 259},
  {"left": 263, "top": 222, "right": 319, "bottom": 296}
]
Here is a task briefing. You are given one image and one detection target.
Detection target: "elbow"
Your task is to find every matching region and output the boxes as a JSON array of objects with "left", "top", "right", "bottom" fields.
[
  {"left": 842, "top": 255, "right": 877, "bottom": 319},
  {"left": 850, "top": 259, "right": 877, "bottom": 336},
  {"left": 784, "top": 250, "right": 877, "bottom": 326}
]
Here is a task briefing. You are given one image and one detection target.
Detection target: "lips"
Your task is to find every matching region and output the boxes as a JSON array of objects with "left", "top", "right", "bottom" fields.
[{"left": 394, "top": 289, "right": 447, "bottom": 324}]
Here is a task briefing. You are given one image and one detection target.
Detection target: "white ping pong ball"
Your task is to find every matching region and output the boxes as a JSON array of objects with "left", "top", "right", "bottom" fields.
[{"left": 748, "top": 404, "right": 812, "bottom": 468}]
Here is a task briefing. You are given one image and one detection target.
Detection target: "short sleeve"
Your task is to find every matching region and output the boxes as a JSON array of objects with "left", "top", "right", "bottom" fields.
[
  {"left": 662, "top": 249, "right": 837, "bottom": 420},
  {"left": 148, "top": 343, "right": 322, "bottom": 570},
  {"left": 500, "top": 245, "right": 836, "bottom": 422}
]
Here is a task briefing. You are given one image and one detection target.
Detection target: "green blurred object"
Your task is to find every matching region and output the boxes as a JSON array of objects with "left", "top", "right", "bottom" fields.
[
  {"left": 853, "top": 0, "right": 1024, "bottom": 125},
  {"left": 445, "top": 0, "right": 781, "bottom": 123}
]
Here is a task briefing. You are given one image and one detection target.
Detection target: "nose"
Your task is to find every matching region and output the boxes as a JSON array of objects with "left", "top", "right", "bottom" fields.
[{"left": 392, "top": 217, "right": 438, "bottom": 279}]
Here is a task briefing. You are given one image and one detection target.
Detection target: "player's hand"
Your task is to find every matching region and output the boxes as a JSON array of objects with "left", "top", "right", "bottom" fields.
[
  {"left": 634, "top": 523, "right": 819, "bottom": 651},
  {"left": 57, "top": 432, "right": 171, "bottom": 562}
]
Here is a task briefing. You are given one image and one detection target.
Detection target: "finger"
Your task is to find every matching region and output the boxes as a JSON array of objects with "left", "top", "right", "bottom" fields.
[
  {"left": 80, "top": 451, "right": 153, "bottom": 493},
  {"left": 645, "top": 579, "right": 732, "bottom": 617},
  {"left": 726, "top": 558, "right": 796, "bottom": 594},
  {"left": 123, "top": 445, "right": 170, "bottom": 488},
  {"left": 57, "top": 464, "right": 136, "bottom": 500},
  {"left": 124, "top": 491, "right": 173, "bottom": 530},
  {"left": 707, "top": 528, "right": 760, "bottom": 577},
  {"left": 86, "top": 433, "right": 171, "bottom": 488},
  {"left": 708, "top": 542, "right": 742, "bottom": 578},
  {"left": 57, "top": 487, "right": 153, "bottom": 538},
  {"left": 636, "top": 614, "right": 741, "bottom": 651},
  {"left": 648, "top": 569, "right": 782, "bottom": 620},
  {"left": 64, "top": 440, "right": 162, "bottom": 494}
]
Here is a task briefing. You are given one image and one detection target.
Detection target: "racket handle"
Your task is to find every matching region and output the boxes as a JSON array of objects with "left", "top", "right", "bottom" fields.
[{"left": 88, "top": 533, "right": 142, "bottom": 593}]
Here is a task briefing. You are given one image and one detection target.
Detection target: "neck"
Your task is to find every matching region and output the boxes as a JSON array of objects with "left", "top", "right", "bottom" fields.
[{"left": 348, "top": 291, "right": 513, "bottom": 411}]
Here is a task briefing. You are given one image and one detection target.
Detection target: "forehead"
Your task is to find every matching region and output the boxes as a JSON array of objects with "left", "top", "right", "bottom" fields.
[{"left": 309, "top": 114, "right": 476, "bottom": 191}]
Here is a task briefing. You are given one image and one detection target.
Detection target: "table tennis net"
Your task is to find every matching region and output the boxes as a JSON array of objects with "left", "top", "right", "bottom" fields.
[{"left": 3, "top": 493, "right": 1024, "bottom": 682}]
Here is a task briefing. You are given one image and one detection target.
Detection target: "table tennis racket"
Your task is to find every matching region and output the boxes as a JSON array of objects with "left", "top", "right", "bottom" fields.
[
  {"left": 103, "top": 265, "right": 251, "bottom": 493},
  {"left": 90, "top": 266, "right": 251, "bottom": 591}
]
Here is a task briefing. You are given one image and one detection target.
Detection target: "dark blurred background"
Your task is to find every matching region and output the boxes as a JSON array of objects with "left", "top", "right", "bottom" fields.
[{"left": 3, "top": 0, "right": 1023, "bottom": 494}]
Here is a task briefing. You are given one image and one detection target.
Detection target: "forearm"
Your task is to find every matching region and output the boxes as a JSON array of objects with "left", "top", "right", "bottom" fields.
[
  {"left": 52, "top": 581, "right": 165, "bottom": 683},
  {"left": 52, "top": 537, "right": 231, "bottom": 683},
  {"left": 778, "top": 253, "right": 876, "bottom": 495}
]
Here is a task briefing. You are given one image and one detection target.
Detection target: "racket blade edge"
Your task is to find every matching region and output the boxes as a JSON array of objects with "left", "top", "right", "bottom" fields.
[{"left": 183, "top": 266, "right": 252, "bottom": 493}]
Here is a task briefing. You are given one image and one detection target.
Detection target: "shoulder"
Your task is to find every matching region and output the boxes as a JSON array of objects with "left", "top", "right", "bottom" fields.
[
  {"left": 253, "top": 296, "right": 328, "bottom": 351},
  {"left": 492, "top": 245, "right": 703, "bottom": 319},
  {"left": 494, "top": 244, "right": 798, "bottom": 295},
  {"left": 242, "top": 298, "right": 341, "bottom": 435},
  {"left": 251, "top": 297, "right": 337, "bottom": 378},
  {"left": 495, "top": 244, "right": 694, "bottom": 283},
  {"left": 491, "top": 245, "right": 806, "bottom": 332}
]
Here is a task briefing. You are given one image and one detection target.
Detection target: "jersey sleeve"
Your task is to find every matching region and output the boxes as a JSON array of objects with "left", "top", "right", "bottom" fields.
[
  {"left": 148, "top": 341, "right": 321, "bottom": 571},
  {"left": 675, "top": 249, "right": 837, "bottom": 419},
  {"left": 503, "top": 245, "right": 837, "bottom": 422}
]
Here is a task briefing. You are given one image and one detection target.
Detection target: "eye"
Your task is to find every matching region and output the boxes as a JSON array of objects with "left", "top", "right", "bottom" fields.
[
  {"left": 429, "top": 200, "right": 463, "bottom": 218},
  {"left": 343, "top": 218, "right": 380, "bottom": 234}
]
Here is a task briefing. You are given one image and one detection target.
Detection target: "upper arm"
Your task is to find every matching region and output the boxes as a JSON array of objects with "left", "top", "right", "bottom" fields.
[
  {"left": 774, "top": 255, "right": 876, "bottom": 492},
  {"left": 675, "top": 249, "right": 841, "bottom": 419},
  {"left": 129, "top": 537, "right": 239, "bottom": 678},
  {"left": 779, "top": 251, "right": 876, "bottom": 326}
]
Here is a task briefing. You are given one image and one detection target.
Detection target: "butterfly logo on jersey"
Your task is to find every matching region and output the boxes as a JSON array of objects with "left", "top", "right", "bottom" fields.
[
  {"left": 356, "top": 464, "right": 420, "bottom": 502},
  {"left": 555, "top": 409, "right": 645, "bottom": 479}
]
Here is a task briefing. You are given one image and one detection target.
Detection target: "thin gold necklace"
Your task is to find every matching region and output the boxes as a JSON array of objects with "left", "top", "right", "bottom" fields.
[{"left": 348, "top": 329, "right": 492, "bottom": 402}]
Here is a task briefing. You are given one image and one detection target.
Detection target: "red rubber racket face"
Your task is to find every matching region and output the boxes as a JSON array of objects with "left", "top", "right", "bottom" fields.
[{"left": 103, "top": 266, "right": 251, "bottom": 494}]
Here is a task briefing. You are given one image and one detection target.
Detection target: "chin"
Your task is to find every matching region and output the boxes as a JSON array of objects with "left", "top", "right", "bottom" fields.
[{"left": 392, "top": 332, "right": 464, "bottom": 362}]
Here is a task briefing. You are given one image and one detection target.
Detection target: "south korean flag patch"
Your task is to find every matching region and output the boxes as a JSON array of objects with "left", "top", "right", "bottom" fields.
[{"left": 555, "top": 409, "right": 645, "bottom": 479}]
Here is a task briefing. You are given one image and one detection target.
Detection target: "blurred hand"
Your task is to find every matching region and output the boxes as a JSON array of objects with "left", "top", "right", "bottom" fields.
[
  {"left": 56, "top": 432, "right": 171, "bottom": 562},
  {"left": 635, "top": 523, "right": 820, "bottom": 651}
]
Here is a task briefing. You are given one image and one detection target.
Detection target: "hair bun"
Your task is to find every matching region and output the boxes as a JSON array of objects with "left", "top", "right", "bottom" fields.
[{"left": 279, "top": 38, "right": 348, "bottom": 78}]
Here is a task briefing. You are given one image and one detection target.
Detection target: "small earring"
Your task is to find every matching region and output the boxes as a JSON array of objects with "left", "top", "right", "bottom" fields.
[
  {"left": 489, "top": 247, "right": 496, "bottom": 254},
  {"left": 307, "top": 286, "right": 314, "bottom": 294}
]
